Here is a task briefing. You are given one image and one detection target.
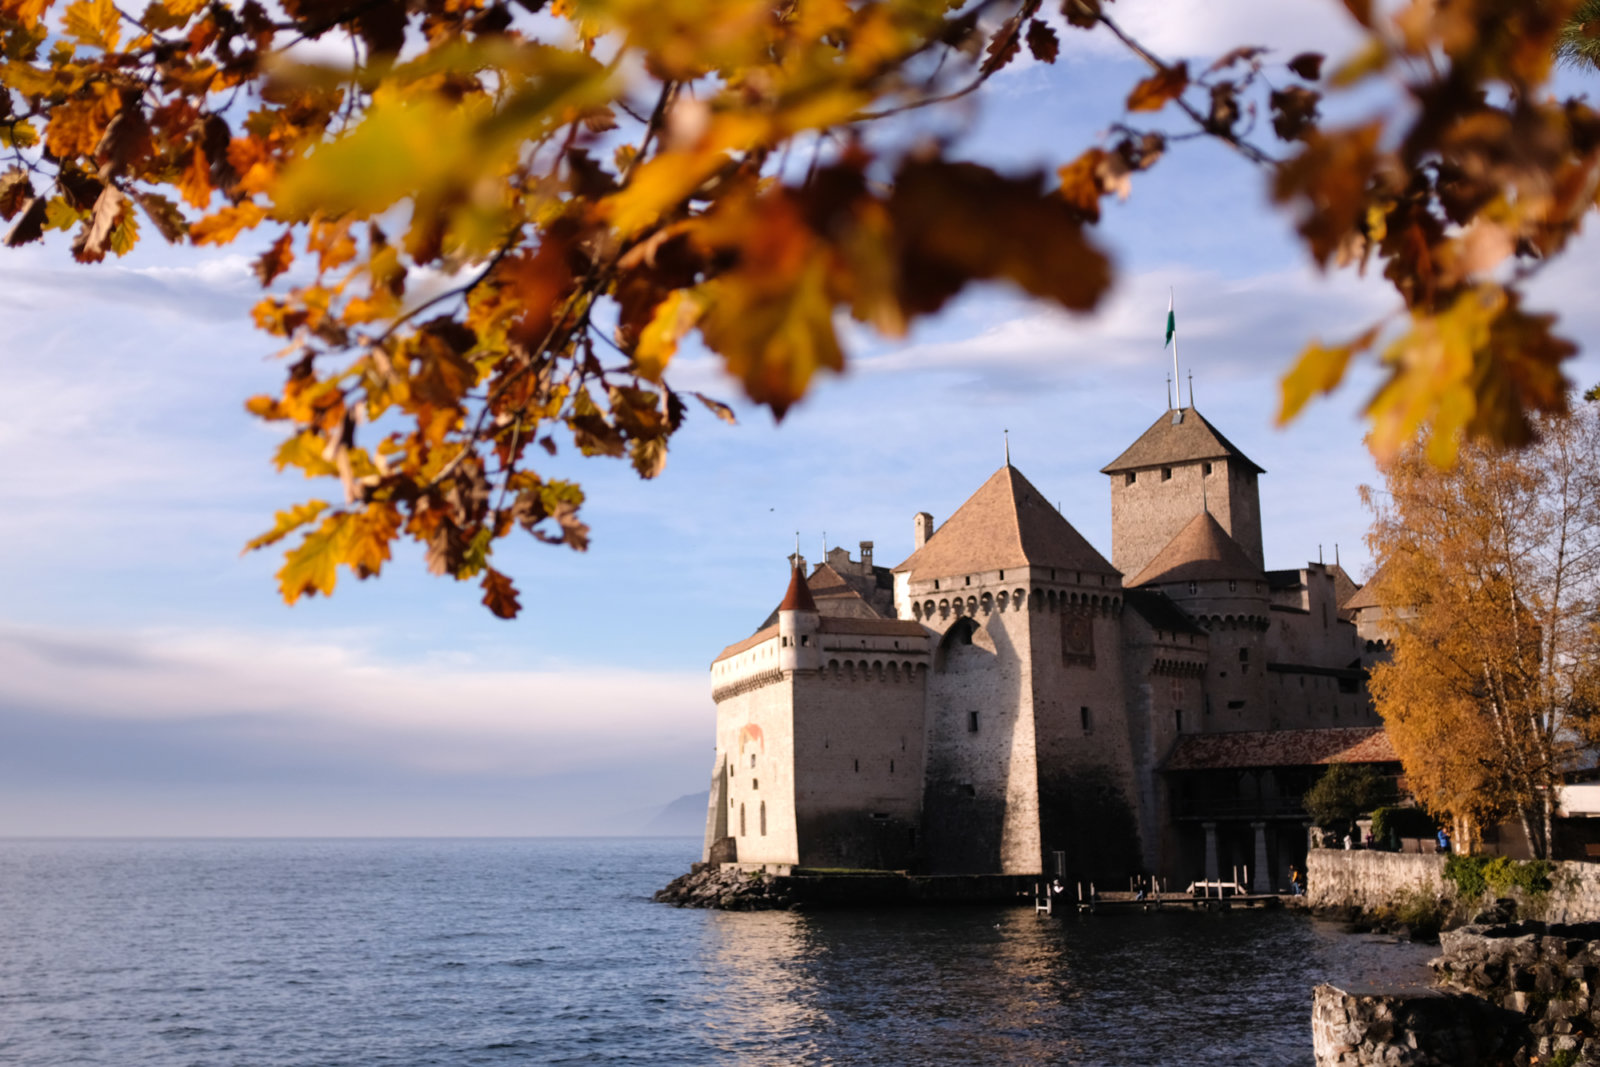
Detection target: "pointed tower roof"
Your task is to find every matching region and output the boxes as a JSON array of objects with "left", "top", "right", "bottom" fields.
[
  {"left": 1101, "top": 406, "right": 1265, "bottom": 474},
  {"left": 892, "top": 465, "right": 1115, "bottom": 580},
  {"left": 777, "top": 562, "right": 818, "bottom": 612},
  {"left": 1128, "top": 511, "right": 1265, "bottom": 587},
  {"left": 1343, "top": 561, "right": 1390, "bottom": 611}
]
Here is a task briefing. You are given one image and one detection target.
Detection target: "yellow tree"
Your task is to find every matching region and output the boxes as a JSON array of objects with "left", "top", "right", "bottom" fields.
[
  {"left": 1366, "top": 405, "right": 1600, "bottom": 857},
  {"left": 0, "top": 0, "right": 1594, "bottom": 614}
]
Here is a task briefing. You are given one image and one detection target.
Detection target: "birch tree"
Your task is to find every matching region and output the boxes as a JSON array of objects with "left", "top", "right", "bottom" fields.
[{"left": 1365, "top": 404, "right": 1600, "bottom": 857}]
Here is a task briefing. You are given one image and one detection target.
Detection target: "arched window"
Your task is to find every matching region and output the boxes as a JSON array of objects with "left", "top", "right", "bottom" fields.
[
  {"left": 759, "top": 801, "right": 767, "bottom": 836},
  {"left": 740, "top": 803, "right": 746, "bottom": 836}
]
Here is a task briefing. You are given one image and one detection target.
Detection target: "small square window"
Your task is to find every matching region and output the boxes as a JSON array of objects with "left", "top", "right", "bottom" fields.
[
  {"left": 961, "top": 784, "right": 977, "bottom": 798},
  {"left": 1161, "top": 467, "right": 1172, "bottom": 481},
  {"left": 1203, "top": 462, "right": 1213, "bottom": 475},
  {"left": 1125, "top": 472, "right": 1136, "bottom": 486},
  {"left": 752, "top": 778, "right": 759, "bottom": 789}
]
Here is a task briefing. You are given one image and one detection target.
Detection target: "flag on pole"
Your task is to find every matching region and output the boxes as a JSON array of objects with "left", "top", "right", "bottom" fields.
[{"left": 1165, "top": 292, "right": 1176, "bottom": 347}]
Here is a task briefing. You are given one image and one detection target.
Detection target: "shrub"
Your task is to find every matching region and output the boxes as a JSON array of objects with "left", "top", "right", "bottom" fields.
[
  {"left": 1443, "top": 855, "right": 1554, "bottom": 901},
  {"left": 1444, "top": 855, "right": 1489, "bottom": 899}
]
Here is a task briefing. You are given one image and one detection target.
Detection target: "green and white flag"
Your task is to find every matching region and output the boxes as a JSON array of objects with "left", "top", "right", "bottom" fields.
[{"left": 1165, "top": 291, "right": 1176, "bottom": 347}]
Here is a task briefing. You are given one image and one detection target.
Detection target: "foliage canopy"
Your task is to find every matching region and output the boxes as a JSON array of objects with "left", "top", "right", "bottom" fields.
[
  {"left": 1365, "top": 404, "right": 1600, "bottom": 858},
  {"left": 1, "top": 0, "right": 1596, "bottom": 613},
  {"left": 1304, "top": 763, "right": 1390, "bottom": 831}
]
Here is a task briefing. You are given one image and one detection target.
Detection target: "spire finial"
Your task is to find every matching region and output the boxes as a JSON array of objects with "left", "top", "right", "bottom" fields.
[
  {"left": 794, "top": 530, "right": 800, "bottom": 560},
  {"left": 1188, "top": 369, "right": 1194, "bottom": 409},
  {"left": 1004, "top": 429, "right": 1011, "bottom": 467},
  {"left": 1166, "top": 372, "right": 1172, "bottom": 411}
]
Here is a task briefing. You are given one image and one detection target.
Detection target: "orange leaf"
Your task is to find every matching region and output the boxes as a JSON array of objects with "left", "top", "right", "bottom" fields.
[
  {"left": 481, "top": 567, "right": 521, "bottom": 618},
  {"left": 191, "top": 201, "right": 265, "bottom": 246},
  {"left": 1126, "top": 62, "right": 1189, "bottom": 112}
]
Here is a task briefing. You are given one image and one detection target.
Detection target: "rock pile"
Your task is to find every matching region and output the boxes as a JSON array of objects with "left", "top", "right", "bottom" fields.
[
  {"left": 1433, "top": 921, "right": 1600, "bottom": 1064},
  {"left": 653, "top": 863, "right": 794, "bottom": 910}
]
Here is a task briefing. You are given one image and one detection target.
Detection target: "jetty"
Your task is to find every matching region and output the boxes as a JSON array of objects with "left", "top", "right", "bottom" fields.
[{"left": 1034, "top": 870, "right": 1289, "bottom": 915}]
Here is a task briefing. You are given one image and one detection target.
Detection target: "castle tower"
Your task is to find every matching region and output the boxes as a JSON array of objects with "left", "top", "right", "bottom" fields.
[
  {"left": 1101, "top": 407, "right": 1265, "bottom": 580},
  {"left": 777, "top": 562, "right": 821, "bottom": 673},
  {"left": 891, "top": 465, "right": 1142, "bottom": 882}
]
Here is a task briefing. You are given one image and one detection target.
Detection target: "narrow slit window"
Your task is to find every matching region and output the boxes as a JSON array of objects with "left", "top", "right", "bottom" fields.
[
  {"left": 1080, "top": 706, "right": 1091, "bottom": 733},
  {"left": 968, "top": 711, "right": 979, "bottom": 733}
]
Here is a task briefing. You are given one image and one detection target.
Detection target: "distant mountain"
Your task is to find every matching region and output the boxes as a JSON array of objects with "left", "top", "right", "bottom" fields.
[{"left": 641, "top": 791, "right": 708, "bottom": 836}]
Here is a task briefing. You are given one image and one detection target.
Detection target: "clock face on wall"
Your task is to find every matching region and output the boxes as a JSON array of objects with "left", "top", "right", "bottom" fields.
[{"left": 1062, "top": 612, "right": 1093, "bottom": 660}]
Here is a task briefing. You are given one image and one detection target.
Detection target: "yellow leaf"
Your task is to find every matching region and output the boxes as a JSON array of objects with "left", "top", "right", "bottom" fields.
[
  {"left": 1277, "top": 326, "right": 1378, "bottom": 426},
  {"left": 62, "top": 0, "right": 119, "bottom": 51},
  {"left": 244, "top": 499, "right": 328, "bottom": 552},
  {"left": 0, "top": 0, "right": 52, "bottom": 29},
  {"left": 277, "top": 512, "right": 352, "bottom": 604},
  {"left": 190, "top": 201, "right": 265, "bottom": 246},
  {"left": 634, "top": 289, "right": 701, "bottom": 381},
  {"left": 274, "top": 431, "right": 338, "bottom": 476}
]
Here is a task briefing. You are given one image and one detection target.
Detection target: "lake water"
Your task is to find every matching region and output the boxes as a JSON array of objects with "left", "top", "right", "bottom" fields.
[{"left": 0, "top": 838, "right": 1435, "bottom": 1065}]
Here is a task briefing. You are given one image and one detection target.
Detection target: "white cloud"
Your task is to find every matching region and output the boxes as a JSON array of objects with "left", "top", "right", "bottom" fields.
[{"left": 0, "top": 620, "right": 710, "bottom": 778}]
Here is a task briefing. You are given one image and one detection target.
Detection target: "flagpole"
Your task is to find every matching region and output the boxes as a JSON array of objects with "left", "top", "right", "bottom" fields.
[{"left": 1170, "top": 289, "right": 1180, "bottom": 410}]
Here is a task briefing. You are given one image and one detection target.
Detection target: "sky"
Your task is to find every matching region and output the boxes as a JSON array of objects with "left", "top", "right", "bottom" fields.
[{"left": 3, "top": 0, "right": 1598, "bottom": 836}]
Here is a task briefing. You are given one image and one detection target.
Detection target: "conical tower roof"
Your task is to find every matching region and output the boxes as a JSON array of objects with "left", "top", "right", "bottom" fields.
[
  {"left": 1128, "top": 511, "right": 1264, "bottom": 587},
  {"left": 777, "top": 562, "right": 817, "bottom": 612},
  {"left": 892, "top": 465, "right": 1115, "bottom": 581},
  {"left": 1101, "top": 406, "right": 1265, "bottom": 475}
]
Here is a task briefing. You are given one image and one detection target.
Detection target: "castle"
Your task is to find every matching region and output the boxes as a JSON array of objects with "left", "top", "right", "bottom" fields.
[{"left": 703, "top": 405, "right": 1397, "bottom": 891}]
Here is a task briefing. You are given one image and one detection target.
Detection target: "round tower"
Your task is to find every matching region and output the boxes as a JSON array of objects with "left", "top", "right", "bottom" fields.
[{"left": 776, "top": 563, "right": 821, "bottom": 673}]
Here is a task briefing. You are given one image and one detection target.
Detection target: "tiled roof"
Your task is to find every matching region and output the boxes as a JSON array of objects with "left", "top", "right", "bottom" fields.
[
  {"left": 1162, "top": 727, "right": 1398, "bottom": 771},
  {"left": 891, "top": 465, "right": 1115, "bottom": 580},
  {"left": 1123, "top": 588, "right": 1205, "bottom": 636},
  {"left": 818, "top": 617, "right": 928, "bottom": 638},
  {"left": 777, "top": 563, "right": 817, "bottom": 612},
  {"left": 1101, "top": 407, "right": 1265, "bottom": 475},
  {"left": 757, "top": 563, "right": 889, "bottom": 628},
  {"left": 712, "top": 624, "right": 779, "bottom": 664},
  {"left": 1343, "top": 562, "right": 1390, "bottom": 611},
  {"left": 1128, "top": 511, "right": 1265, "bottom": 587}
]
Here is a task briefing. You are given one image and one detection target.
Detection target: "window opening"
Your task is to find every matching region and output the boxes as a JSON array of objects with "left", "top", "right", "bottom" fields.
[
  {"left": 1174, "top": 709, "right": 1184, "bottom": 732},
  {"left": 1125, "top": 472, "right": 1136, "bottom": 486},
  {"left": 968, "top": 711, "right": 979, "bottom": 733},
  {"left": 740, "top": 803, "right": 746, "bottom": 836},
  {"left": 1080, "top": 706, "right": 1092, "bottom": 733},
  {"left": 760, "top": 801, "right": 766, "bottom": 836},
  {"left": 1161, "top": 467, "right": 1172, "bottom": 481}
]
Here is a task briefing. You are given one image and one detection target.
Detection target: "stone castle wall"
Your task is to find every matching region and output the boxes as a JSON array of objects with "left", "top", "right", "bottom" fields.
[{"left": 1109, "top": 457, "right": 1261, "bottom": 578}]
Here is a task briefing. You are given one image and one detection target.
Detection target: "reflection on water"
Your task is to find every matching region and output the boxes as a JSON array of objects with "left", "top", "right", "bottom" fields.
[
  {"left": 701, "top": 906, "right": 1435, "bottom": 1066},
  {"left": 0, "top": 839, "right": 1433, "bottom": 1067}
]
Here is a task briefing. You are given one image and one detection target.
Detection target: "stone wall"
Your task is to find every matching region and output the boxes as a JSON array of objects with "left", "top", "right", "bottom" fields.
[
  {"left": 1313, "top": 922, "right": 1600, "bottom": 1066},
  {"left": 1308, "top": 849, "right": 1600, "bottom": 923},
  {"left": 1307, "top": 849, "right": 1450, "bottom": 911}
]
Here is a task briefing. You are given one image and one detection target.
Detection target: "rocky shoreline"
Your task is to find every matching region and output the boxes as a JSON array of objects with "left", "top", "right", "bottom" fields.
[{"left": 653, "top": 863, "right": 797, "bottom": 910}]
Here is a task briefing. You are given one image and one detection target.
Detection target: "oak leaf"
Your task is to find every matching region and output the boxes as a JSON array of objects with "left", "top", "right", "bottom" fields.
[
  {"left": 1026, "top": 19, "right": 1059, "bottom": 64},
  {"left": 1126, "top": 62, "right": 1188, "bottom": 112},
  {"left": 480, "top": 567, "right": 521, "bottom": 619}
]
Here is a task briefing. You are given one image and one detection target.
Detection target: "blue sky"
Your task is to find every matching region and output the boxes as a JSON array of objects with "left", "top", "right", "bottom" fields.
[{"left": 4, "top": 0, "right": 1598, "bottom": 835}]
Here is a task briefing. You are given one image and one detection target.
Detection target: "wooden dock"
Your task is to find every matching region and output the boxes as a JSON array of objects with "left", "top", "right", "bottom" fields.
[{"left": 1034, "top": 878, "right": 1288, "bottom": 915}]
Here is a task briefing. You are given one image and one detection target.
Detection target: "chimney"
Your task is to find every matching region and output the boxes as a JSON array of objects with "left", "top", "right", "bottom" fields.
[
  {"left": 859, "top": 541, "right": 874, "bottom": 570},
  {"left": 913, "top": 512, "right": 934, "bottom": 549}
]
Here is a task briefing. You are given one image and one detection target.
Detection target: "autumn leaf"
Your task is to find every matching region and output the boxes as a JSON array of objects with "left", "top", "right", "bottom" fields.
[
  {"left": 1026, "top": 19, "right": 1059, "bottom": 64},
  {"left": 191, "top": 201, "right": 266, "bottom": 246},
  {"left": 70, "top": 185, "right": 126, "bottom": 263},
  {"left": 4, "top": 197, "right": 46, "bottom": 247},
  {"left": 63, "top": 0, "right": 120, "bottom": 51},
  {"left": 245, "top": 499, "right": 329, "bottom": 552},
  {"left": 277, "top": 511, "right": 353, "bottom": 603},
  {"left": 0, "top": 169, "right": 32, "bottom": 220},
  {"left": 633, "top": 288, "right": 701, "bottom": 381},
  {"left": 254, "top": 230, "right": 294, "bottom": 285},
  {"left": 691, "top": 392, "right": 737, "bottom": 424},
  {"left": 1288, "top": 52, "right": 1324, "bottom": 80},
  {"left": 1126, "top": 62, "right": 1188, "bottom": 112},
  {"left": 1277, "top": 326, "right": 1379, "bottom": 425},
  {"left": 481, "top": 567, "right": 521, "bottom": 618}
]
